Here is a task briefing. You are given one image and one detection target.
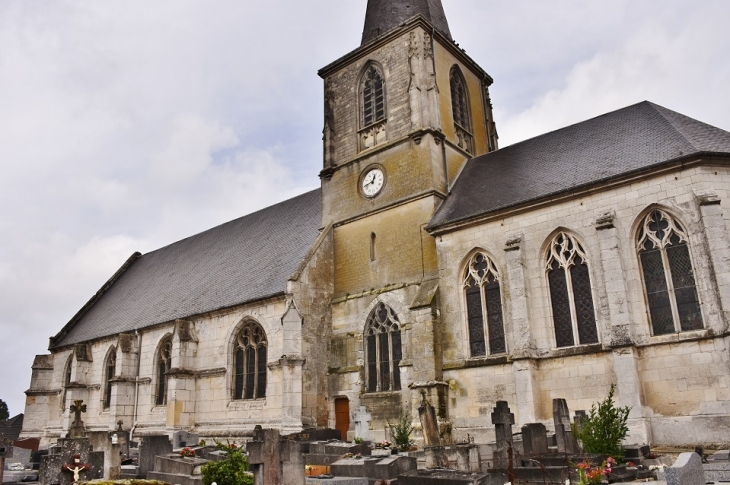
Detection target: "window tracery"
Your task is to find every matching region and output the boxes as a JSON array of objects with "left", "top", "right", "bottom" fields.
[
  {"left": 61, "top": 355, "right": 72, "bottom": 411},
  {"left": 637, "top": 209, "right": 703, "bottom": 335},
  {"left": 450, "top": 66, "right": 473, "bottom": 154},
  {"left": 462, "top": 252, "right": 506, "bottom": 357},
  {"left": 365, "top": 303, "right": 402, "bottom": 393},
  {"left": 233, "top": 321, "right": 267, "bottom": 400},
  {"left": 359, "top": 64, "right": 387, "bottom": 150},
  {"left": 103, "top": 348, "right": 116, "bottom": 410},
  {"left": 155, "top": 338, "right": 171, "bottom": 406},
  {"left": 546, "top": 232, "right": 599, "bottom": 347}
]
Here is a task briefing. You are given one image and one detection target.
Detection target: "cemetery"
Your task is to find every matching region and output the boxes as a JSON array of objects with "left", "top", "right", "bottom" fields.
[{"left": 7, "top": 391, "right": 730, "bottom": 485}]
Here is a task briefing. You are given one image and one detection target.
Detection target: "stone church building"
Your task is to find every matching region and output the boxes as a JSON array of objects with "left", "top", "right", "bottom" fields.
[{"left": 21, "top": 0, "right": 730, "bottom": 449}]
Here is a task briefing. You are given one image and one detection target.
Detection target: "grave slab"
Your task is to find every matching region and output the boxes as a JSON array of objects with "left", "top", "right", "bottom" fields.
[{"left": 305, "top": 478, "right": 368, "bottom": 485}]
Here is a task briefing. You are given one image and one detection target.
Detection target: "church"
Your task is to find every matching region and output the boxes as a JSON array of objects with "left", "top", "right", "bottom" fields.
[{"left": 21, "top": 0, "right": 730, "bottom": 449}]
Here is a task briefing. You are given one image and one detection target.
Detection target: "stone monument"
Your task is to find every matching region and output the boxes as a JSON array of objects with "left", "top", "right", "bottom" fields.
[
  {"left": 68, "top": 400, "right": 87, "bottom": 439},
  {"left": 491, "top": 401, "right": 515, "bottom": 470},
  {"left": 552, "top": 398, "right": 576, "bottom": 454},
  {"left": 353, "top": 406, "right": 372, "bottom": 441}
]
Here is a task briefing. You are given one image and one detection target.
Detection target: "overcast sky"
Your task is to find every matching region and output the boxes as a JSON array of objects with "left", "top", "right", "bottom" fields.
[{"left": 1, "top": 0, "right": 729, "bottom": 417}]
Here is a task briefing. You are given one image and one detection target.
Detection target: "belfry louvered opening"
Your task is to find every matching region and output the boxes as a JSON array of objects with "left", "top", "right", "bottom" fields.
[{"left": 361, "top": 65, "right": 386, "bottom": 127}]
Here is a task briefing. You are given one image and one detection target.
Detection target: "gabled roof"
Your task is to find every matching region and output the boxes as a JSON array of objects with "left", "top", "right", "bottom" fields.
[
  {"left": 51, "top": 189, "right": 322, "bottom": 349},
  {"left": 428, "top": 102, "right": 730, "bottom": 231},
  {"left": 361, "top": 0, "right": 451, "bottom": 45},
  {"left": 0, "top": 414, "right": 24, "bottom": 442}
]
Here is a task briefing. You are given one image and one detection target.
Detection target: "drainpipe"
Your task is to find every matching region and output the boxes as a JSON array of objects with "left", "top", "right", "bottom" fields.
[{"left": 129, "top": 329, "right": 142, "bottom": 445}]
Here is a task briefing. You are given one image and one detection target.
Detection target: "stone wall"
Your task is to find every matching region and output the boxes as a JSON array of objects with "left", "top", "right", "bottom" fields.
[{"left": 435, "top": 163, "right": 730, "bottom": 445}]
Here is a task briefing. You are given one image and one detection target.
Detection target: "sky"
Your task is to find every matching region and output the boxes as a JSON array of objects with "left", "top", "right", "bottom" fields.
[{"left": 0, "top": 0, "right": 729, "bottom": 417}]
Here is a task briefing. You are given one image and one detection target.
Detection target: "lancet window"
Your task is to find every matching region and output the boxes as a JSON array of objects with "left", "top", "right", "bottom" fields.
[
  {"left": 233, "top": 321, "right": 267, "bottom": 400},
  {"left": 450, "top": 66, "right": 473, "bottom": 154},
  {"left": 155, "top": 338, "right": 172, "bottom": 406},
  {"left": 365, "top": 303, "right": 402, "bottom": 393},
  {"left": 360, "top": 65, "right": 386, "bottom": 128},
  {"left": 637, "top": 209, "right": 703, "bottom": 335},
  {"left": 546, "top": 232, "right": 599, "bottom": 347},
  {"left": 463, "top": 252, "right": 506, "bottom": 357},
  {"left": 62, "top": 355, "right": 72, "bottom": 411},
  {"left": 103, "top": 348, "right": 116, "bottom": 410}
]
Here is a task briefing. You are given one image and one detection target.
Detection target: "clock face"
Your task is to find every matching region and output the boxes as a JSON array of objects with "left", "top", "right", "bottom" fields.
[{"left": 361, "top": 168, "right": 385, "bottom": 197}]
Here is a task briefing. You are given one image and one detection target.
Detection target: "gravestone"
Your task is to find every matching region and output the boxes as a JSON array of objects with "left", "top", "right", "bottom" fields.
[
  {"left": 418, "top": 392, "right": 441, "bottom": 447},
  {"left": 67, "top": 400, "right": 87, "bottom": 439},
  {"left": 247, "top": 427, "right": 305, "bottom": 485},
  {"left": 521, "top": 423, "right": 548, "bottom": 456},
  {"left": 573, "top": 410, "right": 587, "bottom": 448},
  {"left": 491, "top": 401, "right": 515, "bottom": 469},
  {"left": 353, "top": 406, "right": 372, "bottom": 441},
  {"left": 709, "top": 450, "right": 730, "bottom": 461},
  {"left": 455, "top": 444, "right": 481, "bottom": 473},
  {"left": 11, "top": 446, "right": 32, "bottom": 468},
  {"left": 665, "top": 452, "right": 705, "bottom": 485},
  {"left": 172, "top": 430, "right": 199, "bottom": 449},
  {"left": 86, "top": 431, "right": 122, "bottom": 479},
  {"left": 39, "top": 438, "right": 103, "bottom": 485},
  {"left": 138, "top": 435, "right": 172, "bottom": 479},
  {"left": 552, "top": 399, "right": 576, "bottom": 454}
]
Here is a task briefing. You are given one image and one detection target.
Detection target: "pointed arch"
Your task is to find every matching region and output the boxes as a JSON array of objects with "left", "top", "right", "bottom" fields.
[
  {"left": 450, "top": 65, "right": 473, "bottom": 153},
  {"left": 544, "top": 230, "right": 599, "bottom": 347},
  {"left": 460, "top": 249, "right": 506, "bottom": 357},
  {"left": 364, "top": 302, "right": 402, "bottom": 393},
  {"left": 232, "top": 319, "right": 268, "bottom": 400},
  {"left": 61, "top": 354, "right": 73, "bottom": 411},
  {"left": 102, "top": 346, "right": 117, "bottom": 410},
  {"left": 154, "top": 335, "right": 172, "bottom": 406},
  {"left": 634, "top": 206, "right": 703, "bottom": 335},
  {"left": 359, "top": 61, "right": 387, "bottom": 128}
]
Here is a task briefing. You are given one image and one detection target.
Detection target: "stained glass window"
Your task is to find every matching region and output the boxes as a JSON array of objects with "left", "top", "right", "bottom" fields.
[
  {"left": 156, "top": 338, "right": 172, "bottom": 406},
  {"left": 546, "top": 233, "right": 598, "bottom": 347},
  {"left": 233, "top": 321, "right": 268, "bottom": 400},
  {"left": 450, "top": 67, "right": 470, "bottom": 131},
  {"left": 103, "top": 348, "right": 116, "bottom": 410},
  {"left": 637, "top": 209, "right": 703, "bottom": 335},
  {"left": 365, "top": 303, "right": 402, "bottom": 392},
  {"left": 463, "top": 252, "right": 506, "bottom": 357}
]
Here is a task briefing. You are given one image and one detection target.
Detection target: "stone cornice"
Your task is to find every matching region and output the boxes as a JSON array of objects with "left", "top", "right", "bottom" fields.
[{"left": 25, "top": 388, "right": 62, "bottom": 396}]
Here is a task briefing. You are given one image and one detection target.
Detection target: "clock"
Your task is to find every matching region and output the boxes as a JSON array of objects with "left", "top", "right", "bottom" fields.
[{"left": 361, "top": 167, "right": 385, "bottom": 197}]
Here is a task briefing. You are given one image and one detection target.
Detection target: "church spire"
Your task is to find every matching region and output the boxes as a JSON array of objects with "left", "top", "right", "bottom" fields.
[{"left": 361, "top": 0, "right": 452, "bottom": 45}]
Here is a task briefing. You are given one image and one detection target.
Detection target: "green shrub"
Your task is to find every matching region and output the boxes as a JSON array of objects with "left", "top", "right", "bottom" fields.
[
  {"left": 388, "top": 410, "right": 414, "bottom": 452},
  {"left": 201, "top": 441, "right": 253, "bottom": 485},
  {"left": 577, "top": 384, "right": 630, "bottom": 458}
]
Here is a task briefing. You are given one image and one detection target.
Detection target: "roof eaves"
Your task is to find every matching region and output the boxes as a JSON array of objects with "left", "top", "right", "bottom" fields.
[
  {"left": 49, "top": 252, "right": 142, "bottom": 350},
  {"left": 427, "top": 151, "right": 730, "bottom": 234}
]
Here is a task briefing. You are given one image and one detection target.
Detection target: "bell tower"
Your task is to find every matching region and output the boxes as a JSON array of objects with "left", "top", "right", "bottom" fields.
[{"left": 320, "top": 0, "right": 498, "bottom": 438}]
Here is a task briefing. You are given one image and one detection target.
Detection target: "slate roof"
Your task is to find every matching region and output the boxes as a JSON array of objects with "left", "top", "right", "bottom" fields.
[
  {"left": 51, "top": 189, "right": 322, "bottom": 349},
  {"left": 429, "top": 102, "right": 730, "bottom": 231},
  {"left": 361, "top": 0, "right": 451, "bottom": 45},
  {"left": 0, "top": 414, "right": 24, "bottom": 442}
]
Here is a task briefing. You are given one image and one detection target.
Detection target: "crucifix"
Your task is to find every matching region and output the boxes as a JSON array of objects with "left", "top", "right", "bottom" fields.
[{"left": 62, "top": 454, "right": 90, "bottom": 483}]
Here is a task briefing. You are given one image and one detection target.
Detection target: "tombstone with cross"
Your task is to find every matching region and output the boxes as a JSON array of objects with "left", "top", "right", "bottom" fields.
[
  {"left": 62, "top": 454, "right": 90, "bottom": 484},
  {"left": 68, "top": 400, "right": 87, "bottom": 439},
  {"left": 353, "top": 406, "right": 372, "bottom": 441},
  {"left": 553, "top": 398, "right": 577, "bottom": 454},
  {"left": 491, "top": 401, "right": 514, "bottom": 469}
]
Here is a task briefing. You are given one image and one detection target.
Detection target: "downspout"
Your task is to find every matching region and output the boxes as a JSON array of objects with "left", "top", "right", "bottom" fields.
[{"left": 129, "top": 329, "right": 142, "bottom": 445}]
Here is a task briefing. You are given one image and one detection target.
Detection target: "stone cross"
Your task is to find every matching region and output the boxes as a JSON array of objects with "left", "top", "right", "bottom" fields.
[
  {"left": 62, "top": 454, "right": 90, "bottom": 483},
  {"left": 552, "top": 398, "right": 576, "bottom": 454},
  {"left": 68, "top": 400, "right": 87, "bottom": 439},
  {"left": 353, "top": 406, "right": 372, "bottom": 441},
  {"left": 491, "top": 401, "right": 515, "bottom": 469}
]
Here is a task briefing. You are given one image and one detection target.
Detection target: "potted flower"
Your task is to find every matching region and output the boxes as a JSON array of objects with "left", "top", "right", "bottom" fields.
[{"left": 180, "top": 447, "right": 196, "bottom": 458}]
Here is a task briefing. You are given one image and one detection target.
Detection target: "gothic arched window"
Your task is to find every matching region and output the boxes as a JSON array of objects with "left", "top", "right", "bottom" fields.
[
  {"left": 450, "top": 66, "right": 473, "bottom": 153},
  {"left": 103, "top": 348, "right": 116, "bottom": 410},
  {"left": 463, "top": 252, "right": 506, "bottom": 357},
  {"left": 360, "top": 64, "right": 386, "bottom": 128},
  {"left": 365, "top": 303, "right": 402, "bottom": 393},
  {"left": 546, "top": 232, "right": 599, "bottom": 348},
  {"left": 155, "top": 338, "right": 172, "bottom": 406},
  {"left": 637, "top": 209, "right": 703, "bottom": 335},
  {"left": 233, "top": 321, "right": 267, "bottom": 400},
  {"left": 62, "top": 355, "right": 72, "bottom": 411}
]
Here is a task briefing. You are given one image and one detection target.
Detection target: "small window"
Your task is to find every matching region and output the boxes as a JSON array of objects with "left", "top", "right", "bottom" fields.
[
  {"left": 463, "top": 252, "right": 506, "bottom": 357},
  {"left": 156, "top": 338, "right": 172, "bottom": 406},
  {"left": 546, "top": 232, "right": 599, "bottom": 347},
  {"left": 233, "top": 321, "right": 268, "bottom": 400},
  {"left": 360, "top": 65, "right": 386, "bottom": 128},
  {"left": 370, "top": 232, "right": 377, "bottom": 262},
  {"left": 103, "top": 348, "right": 116, "bottom": 409},
  {"left": 637, "top": 209, "right": 703, "bottom": 335},
  {"left": 365, "top": 303, "right": 402, "bottom": 393}
]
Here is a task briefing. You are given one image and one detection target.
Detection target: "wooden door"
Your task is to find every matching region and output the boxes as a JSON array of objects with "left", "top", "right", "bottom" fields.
[{"left": 335, "top": 398, "right": 350, "bottom": 441}]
